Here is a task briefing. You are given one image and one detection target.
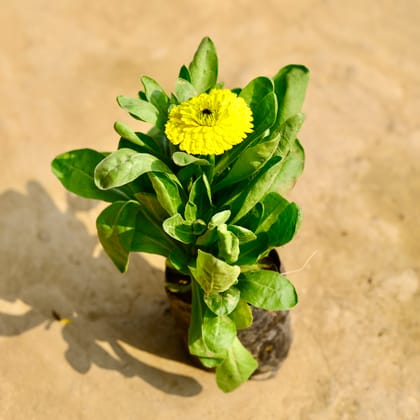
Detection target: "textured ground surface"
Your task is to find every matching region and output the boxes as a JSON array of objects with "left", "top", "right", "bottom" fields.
[{"left": 1, "top": 1, "right": 419, "bottom": 419}]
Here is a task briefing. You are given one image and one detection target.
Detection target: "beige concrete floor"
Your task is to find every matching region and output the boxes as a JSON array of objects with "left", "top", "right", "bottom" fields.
[{"left": 1, "top": 1, "right": 419, "bottom": 419}]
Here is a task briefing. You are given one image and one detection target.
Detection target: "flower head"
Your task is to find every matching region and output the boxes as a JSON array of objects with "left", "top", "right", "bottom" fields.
[{"left": 165, "top": 89, "right": 253, "bottom": 155}]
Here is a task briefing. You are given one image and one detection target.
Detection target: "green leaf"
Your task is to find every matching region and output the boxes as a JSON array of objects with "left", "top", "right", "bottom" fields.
[
  {"left": 189, "top": 250, "right": 240, "bottom": 294},
  {"left": 234, "top": 203, "right": 263, "bottom": 232},
  {"left": 227, "top": 225, "right": 257, "bottom": 244},
  {"left": 149, "top": 172, "right": 184, "bottom": 216},
  {"left": 273, "top": 65, "right": 310, "bottom": 128},
  {"left": 273, "top": 138, "right": 305, "bottom": 195},
  {"left": 117, "top": 132, "right": 167, "bottom": 165},
  {"left": 214, "top": 135, "right": 280, "bottom": 190},
  {"left": 52, "top": 149, "right": 128, "bottom": 202},
  {"left": 167, "top": 247, "right": 191, "bottom": 275},
  {"left": 202, "top": 310, "right": 236, "bottom": 354},
  {"left": 172, "top": 151, "right": 209, "bottom": 167},
  {"left": 134, "top": 191, "right": 168, "bottom": 221},
  {"left": 251, "top": 91, "right": 278, "bottom": 135},
  {"left": 187, "top": 174, "right": 213, "bottom": 220},
  {"left": 198, "top": 356, "right": 224, "bottom": 368},
  {"left": 114, "top": 121, "right": 144, "bottom": 146},
  {"left": 215, "top": 337, "right": 258, "bottom": 392},
  {"left": 175, "top": 78, "right": 198, "bottom": 103},
  {"left": 94, "top": 148, "right": 175, "bottom": 190},
  {"left": 255, "top": 192, "right": 289, "bottom": 234},
  {"left": 217, "top": 224, "right": 240, "bottom": 263},
  {"left": 229, "top": 299, "right": 253, "bottom": 329},
  {"left": 184, "top": 201, "right": 197, "bottom": 222},
  {"left": 238, "top": 270, "right": 298, "bottom": 310},
  {"left": 230, "top": 156, "right": 283, "bottom": 224},
  {"left": 178, "top": 64, "right": 191, "bottom": 82},
  {"left": 96, "top": 201, "right": 140, "bottom": 272},
  {"left": 141, "top": 75, "right": 169, "bottom": 115},
  {"left": 214, "top": 90, "right": 277, "bottom": 179},
  {"left": 278, "top": 113, "right": 305, "bottom": 150},
  {"left": 117, "top": 95, "right": 159, "bottom": 124},
  {"left": 189, "top": 37, "right": 218, "bottom": 93},
  {"left": 208, "top": 210, "right": 231, "bottom": 229},
  {"left": 239, "top": 76, "right": 274, "bottom": 112},
  {"left": 131, "top": 207, "right": 176, "bottom": 257},
  {"left": 267, "top": 202, "right": 302, "bottom": 247},
  {"left": 195, "top": 227, "right": 219, "bottom": 247},
  {"left": 236, "top": 232, "right": 269, "bottom": 266},
  {"left": 162, "top": 213, "right": 195, "bottom": 244},
  {"left": 189, "top": 281, "right": 226, "bottom": 360},
  {"left": 237, "top": 77, "right": 277, "bottom": 142},
  {"left": 192, "top": 219, "right": 207, "bottom": 235},
  {"left": 204, "top": 287, "right": 240, "bottom": 316}
]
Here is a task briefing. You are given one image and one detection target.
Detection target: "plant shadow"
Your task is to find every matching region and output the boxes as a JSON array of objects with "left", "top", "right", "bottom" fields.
[{"left": 0, "top": 181, "right": 202, "bottom": 396}]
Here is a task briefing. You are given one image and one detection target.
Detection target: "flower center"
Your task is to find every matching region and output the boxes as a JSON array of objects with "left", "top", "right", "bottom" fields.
[{"left": 199, "top": 107, "right": 216, "bottom": 126}]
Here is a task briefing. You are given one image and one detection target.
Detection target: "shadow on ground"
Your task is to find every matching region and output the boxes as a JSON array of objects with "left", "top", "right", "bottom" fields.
[{"left": 0, "top": 181, "right": 202, "bottom": 396}]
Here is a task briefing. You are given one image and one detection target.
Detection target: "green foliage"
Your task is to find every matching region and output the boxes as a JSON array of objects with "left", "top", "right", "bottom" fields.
[
  {"left": 51, "top": 149, "right": 130, "bottom": 202},
  {"left": 96, "top": 201, "right": 140, "bottom": 272},
  {"left": 215, "top": 337, "right": 258, "bottom": 392},
  {"left": 229, "top": 299, "right": 253, "bottom": 329},
  {"left": 188, "top": 37, "right": 218, "bottom": 93},
  {"left": 238, "top": 270, "right": 298, "bottom": 310},
  {"left": 189, "top": 250, "right": 240, "bottom": 294},
  {"left": 51, "top": 36, "right": 309, "bottom": 392}
]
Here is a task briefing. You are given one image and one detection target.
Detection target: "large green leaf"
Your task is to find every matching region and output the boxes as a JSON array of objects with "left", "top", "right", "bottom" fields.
[
  {"left": 189, "top": 250, "right": 240, "bottom": 294},
  {"left": 202, "top": 310, "right": 236, "bottom": 354},
  {"left": 230, "top": 156, "right": 283, "bottom": 224},
  {"left": 214, "top": 135, "right": 280, "bottom": 191},
  {"left": 236, "top": 232, "right": 269, "bottom": 266},
  {"left": 204, "top": 287, "right": 241, "bottom": 316},
  {"left": 215, "top": 337, "right": 258, "bottom": 392},
  {"left": 96, "top": 201, "right": 140, "bottom": 272},
  {"left": 267, "top": 202, "right": 302, "bottom": 247},
  {"left": 239, "top": 76, "right": 274, "bottom": 112},
  {"left": 162, "top": 213, "right": 195, "bottom": 244},
  {"left": 94, "top": 148, "right": 175, "bottom": 190},
  {"left": 174, "top": 78, "right": 197, "bottom": 103},
  {"left": 134, "top": 191, "right": 168, "bottom": 221},
  {"left": 141, "top": 76, "right": 169, "bottom": 115},
  {"left": 277, "top": 113, "right": 305, "bottom": 152},
  {"left": 117, "top": 95, "right": 159, "bottom": 125},
  {"left": 130, "top": 206, "right": 176, "bottom": 257},
  {"left": 214, "top": 90, "right": 277, "bottom": 179},
  {"left": 229, "top": 299, "right": 253, "bottom": 330},
  {"left": 250, "top": 91, "right": 278, "bottom": 136},
  {"left": 188, "top": 281, "right": 226, "bottom": 362},
  {"left": 167, "top": 247, "right": 191, "bottom": 275},
  {"left": 255, "top": 192, "right": 289, "bottom": 234},
  {"left": 51, "top": 149, "right": 129, "bottom": 202},
  {"left": 238, "top": 270, "right": 298, "bottom": 310},
  {"left": 273, "top": 65, "right": 309, "bottom": 128},
  {"left": 149, "top": 172, "right": 185, "bottom": 216},
  {"left": 186, "top": 174, "right": 213, "bottom": 221},
  {"left": 273, "top": 138, "right": 305, "bottom": 195},
  {"left": 188, "top": 37, "right": 218, "bottom": 93}
]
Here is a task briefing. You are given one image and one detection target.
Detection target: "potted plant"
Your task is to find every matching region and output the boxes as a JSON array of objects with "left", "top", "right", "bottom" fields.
[{"left": 51, "top": 37, "right": 309, "bottom": 392}]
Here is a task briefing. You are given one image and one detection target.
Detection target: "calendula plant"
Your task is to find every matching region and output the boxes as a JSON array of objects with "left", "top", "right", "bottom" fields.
[{"left": 52, "top": 37, "right": 309, "bottom": 392}]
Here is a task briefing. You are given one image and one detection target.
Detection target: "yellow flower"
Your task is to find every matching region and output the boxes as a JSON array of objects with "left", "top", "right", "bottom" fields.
[{"left": 165, "top": 89, "right": 253, "bottom": 155}]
